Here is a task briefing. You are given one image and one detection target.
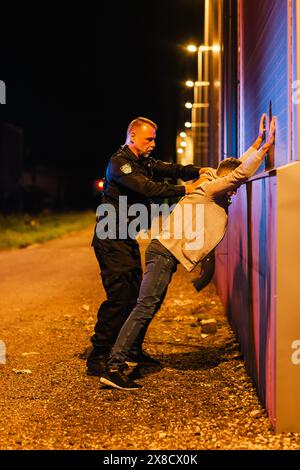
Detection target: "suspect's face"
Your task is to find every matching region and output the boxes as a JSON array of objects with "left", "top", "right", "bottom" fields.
[
  {"left": 218, "top": 169, "right": 237, "bottom": 197},
  {"left": 130, "top": 124, "right": 156, "bottom": 157}
]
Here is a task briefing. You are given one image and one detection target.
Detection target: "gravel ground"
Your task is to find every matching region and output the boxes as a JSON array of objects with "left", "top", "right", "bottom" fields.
[{"left": 0, "top": 229, "right": 299, "bottom": 451}]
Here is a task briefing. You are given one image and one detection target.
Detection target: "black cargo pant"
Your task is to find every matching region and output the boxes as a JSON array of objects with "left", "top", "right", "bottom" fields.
[{"left": 90, "top": 234, "right": 143, "bottom": 357}]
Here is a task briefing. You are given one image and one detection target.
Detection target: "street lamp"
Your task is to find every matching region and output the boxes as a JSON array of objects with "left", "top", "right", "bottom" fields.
[
  {"left": 187, "top": 44, "right": 197, "bottom": 52},
  {"left": 199, "top": 44, "right": 220, "bottom": 52},
  {"left": 186, "top": 43, "right": 220, "bottom": 78},
  {"left": 185, "top": 43, "right": 221, "bottom": 164}
]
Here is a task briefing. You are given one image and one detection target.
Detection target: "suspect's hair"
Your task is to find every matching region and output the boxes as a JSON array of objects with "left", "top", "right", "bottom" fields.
[{"left": 216, "top": 157, "right": 242, "bottom": 176}]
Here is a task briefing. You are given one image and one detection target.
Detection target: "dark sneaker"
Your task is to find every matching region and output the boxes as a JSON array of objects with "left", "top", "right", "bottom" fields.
[
  {"left": 86, "top": 353, "right": 108, "bottom": 376},
  {"left": 126, "top": 351, "right": 161, "bottom": 368},
  {"left": 100, "top": 370, "right": 142, "bottom": 390}
]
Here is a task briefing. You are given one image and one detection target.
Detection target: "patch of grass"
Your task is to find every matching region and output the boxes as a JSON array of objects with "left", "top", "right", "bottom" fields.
[{"left": 0, "top": 211, "right": 95, "bottom": 250}]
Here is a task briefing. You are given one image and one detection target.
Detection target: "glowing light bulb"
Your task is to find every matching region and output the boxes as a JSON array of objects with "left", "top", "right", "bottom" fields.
[{"left": 187, "top": 44, "right": 197, "bottom": 52}]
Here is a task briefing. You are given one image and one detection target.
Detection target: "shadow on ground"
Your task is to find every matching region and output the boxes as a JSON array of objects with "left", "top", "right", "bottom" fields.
[
  {"left": 159, "top": 345, "right": 243, "bottom": 371},
  {"left": 77, "top": 342, "right": 243, "bottom": 376}
]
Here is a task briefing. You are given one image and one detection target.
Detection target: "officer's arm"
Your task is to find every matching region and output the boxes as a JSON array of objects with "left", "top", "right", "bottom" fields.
[
  {"left": 152, "top": 159, "right": 202, "bottom": 182},
  {"left": 111, "top": 159, "right": 186, "bottom": 198}
]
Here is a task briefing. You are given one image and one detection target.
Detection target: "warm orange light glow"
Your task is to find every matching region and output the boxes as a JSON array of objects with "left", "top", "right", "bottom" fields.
[
  {"left": 96, "top": 179, "right": 104, "bottom": 191},
  {"left": 195, "top": 81, "right": 210, "bottom": 87},
  {"left": 212, "top": 44, "right": 221, "bottom": 52},
  {"left": 199, "top": 44, "right": 220, "bottom": 52},
  {"left": 187, "top": 44, "right": 197, "bottom": 52}
]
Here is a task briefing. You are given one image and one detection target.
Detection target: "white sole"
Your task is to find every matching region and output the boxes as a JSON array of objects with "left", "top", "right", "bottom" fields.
[
  {"left": 125, "top": 361, "right": 161, "bottom": 367},
  {"left": 125, "top": 361, "right": 138, "bottom": 367},
  {"left": 100, "top": 376, "right": 140, "bottom": 390}
]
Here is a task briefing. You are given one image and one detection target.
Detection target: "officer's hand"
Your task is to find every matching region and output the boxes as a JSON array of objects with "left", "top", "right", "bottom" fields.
[
  {"left": 185, "top": 178, "right": 202, "bottom": 194},
  {"left": 185, "top": 184, "right": 192, "bottom": 194},
  {"left": 199, "top": 167, "right": 214, "bottom": 175}
]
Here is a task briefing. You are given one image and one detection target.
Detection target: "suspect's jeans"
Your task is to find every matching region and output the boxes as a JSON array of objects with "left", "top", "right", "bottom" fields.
[{"left": 107, "top": 240, "right": 178, "bottom": 370}]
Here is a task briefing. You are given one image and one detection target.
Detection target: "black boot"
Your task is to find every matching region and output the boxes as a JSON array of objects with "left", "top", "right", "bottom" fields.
[{"left": 86, "top": 348, "right": 108, "bottom": 376}]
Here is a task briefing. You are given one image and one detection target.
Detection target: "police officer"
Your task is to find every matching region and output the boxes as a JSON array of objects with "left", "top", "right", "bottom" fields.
[{"left": 87, "top": 117, "right": 206, "bottom": 375}]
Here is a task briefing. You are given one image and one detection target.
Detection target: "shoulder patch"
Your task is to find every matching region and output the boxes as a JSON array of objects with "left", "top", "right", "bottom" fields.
[{"left": 120, "top": 163, "right": 132, "bottom": 174}]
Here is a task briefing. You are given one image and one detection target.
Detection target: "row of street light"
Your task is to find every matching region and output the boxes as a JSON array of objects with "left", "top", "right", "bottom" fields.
[{"left": 176, "top": 43, "right": 221, "bottom": 159}]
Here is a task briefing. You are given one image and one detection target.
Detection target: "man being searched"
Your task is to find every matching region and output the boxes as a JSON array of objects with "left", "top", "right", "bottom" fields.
[
  {"left": 99, "top": 114, "right": 276, "bottom": 390},
  {"left": 87, "top": 117, "right": 210, "bottom": 376}
]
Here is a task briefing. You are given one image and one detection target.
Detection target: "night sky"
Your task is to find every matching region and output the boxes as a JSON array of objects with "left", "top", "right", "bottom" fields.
[{"left": 0, "top": 1, "right": 204, "bottom": 208}]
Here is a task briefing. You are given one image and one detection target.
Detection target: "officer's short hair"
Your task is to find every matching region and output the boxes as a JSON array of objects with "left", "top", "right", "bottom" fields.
[
  {"left": 127, "top": 117, "right": 158, "bottom": 138},
  {"left": 216, "top": 157, "right": 241, "bottom": 176}
]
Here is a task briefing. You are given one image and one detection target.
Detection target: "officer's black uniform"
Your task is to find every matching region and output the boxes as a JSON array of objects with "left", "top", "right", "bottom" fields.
[{"left": 88, "top": 144, "right": 201, "bottom": 373}]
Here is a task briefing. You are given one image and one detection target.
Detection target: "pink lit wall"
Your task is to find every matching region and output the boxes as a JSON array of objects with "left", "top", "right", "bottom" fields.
[
  {"left": 240, "top": 0, "right": 290, "bottom": 166},
  {"left": 217, "top": 177, "right": 277, "bottom": 426},
  {"left": 214, "top": 0, "right": 295, "bottom": 429}
]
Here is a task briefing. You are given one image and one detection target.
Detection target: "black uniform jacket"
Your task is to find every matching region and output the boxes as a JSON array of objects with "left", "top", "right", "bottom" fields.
[
  {"left": 103, "top": 145, "right": 200, "bottom": 205},
  {"left": 95, "top": 145, "right": 201, "bottom": 238}
]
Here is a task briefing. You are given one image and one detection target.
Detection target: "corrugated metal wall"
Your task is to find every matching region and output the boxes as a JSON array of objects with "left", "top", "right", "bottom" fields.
[
  {"left": 214, "top": 0, "right": 291, "bottom": 428},
  {"left": 221, "top": 177, "right": 277, "bottom": 425},
  {"left": 241, "top": 0, "right": 289, "bottom": 167}
]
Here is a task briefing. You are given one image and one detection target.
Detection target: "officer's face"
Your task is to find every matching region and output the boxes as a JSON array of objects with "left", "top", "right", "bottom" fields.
[{"left": 131, "top": 124, "right": 156, "bottom": 157}]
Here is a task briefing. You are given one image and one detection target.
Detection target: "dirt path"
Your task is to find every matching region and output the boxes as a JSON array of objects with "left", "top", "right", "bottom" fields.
[{"left": 0, "top": 229, "right": 299, "bottom": 450}]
